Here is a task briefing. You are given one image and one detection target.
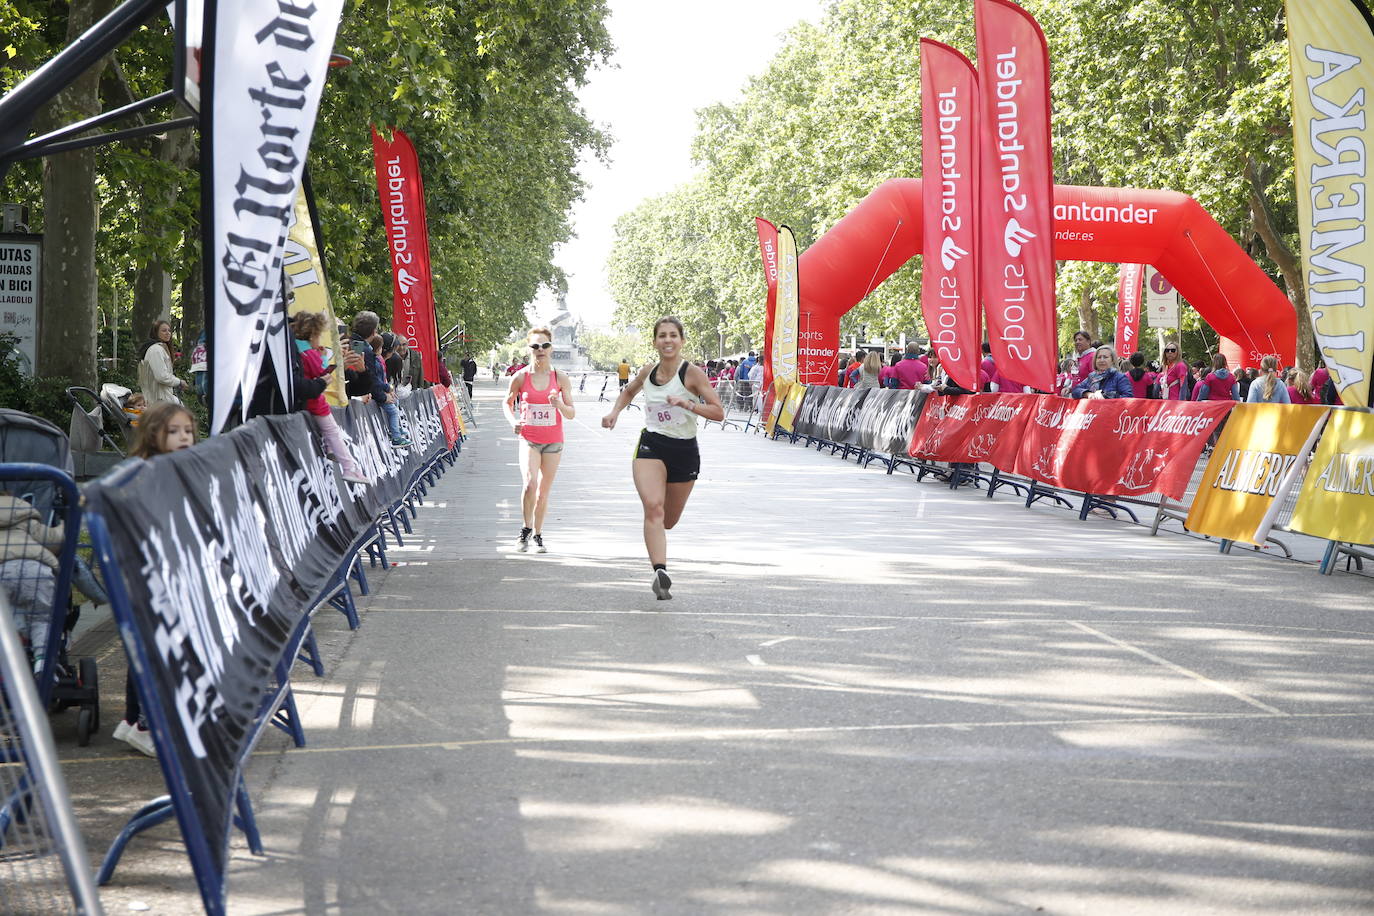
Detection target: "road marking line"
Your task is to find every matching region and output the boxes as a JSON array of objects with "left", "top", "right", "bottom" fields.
[
  {"left": 745, "top": 654, "right": 767, "bottom": 666},
  {"left": 836, "top": 626, "right": 895, "bottom": 632},
  {"left": 55, "top": 710, "right": 1369, "bottom": 764},
  {"left": 759, "top": 637, "right": 798, "bottom": 647},
  {"left": 1066, "top": 620, "right": 1290, "bottom": 717}
]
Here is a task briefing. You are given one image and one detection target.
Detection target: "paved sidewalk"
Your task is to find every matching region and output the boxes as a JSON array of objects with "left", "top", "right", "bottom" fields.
[{"left": 61, "top": 383, "right": 1374, "bottom": 914}]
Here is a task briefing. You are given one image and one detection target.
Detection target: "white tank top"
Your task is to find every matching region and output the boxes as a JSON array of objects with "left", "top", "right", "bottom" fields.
[{"left": 642, "top": 361, "right": 698, "bottom": 440}]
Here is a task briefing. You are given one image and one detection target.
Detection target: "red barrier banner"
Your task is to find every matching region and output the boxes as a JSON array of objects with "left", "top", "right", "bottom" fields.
[
  {"left": 921, "top": 39, "right": 982, "bottom": 392},
  {"left": 372, "top": 126, "right": 441, "bottom": 383},
  {"left": 1014, "top": 397, "right": 1234, "bottom": 499},
  {"left": 975, "top": 0, "right": 1057, "bottom": 392},
  {"left": 1116, "top": 263, "right": 1143, "bottom": 359},
  {"left": 909, "top": 393, "right": 1034, "bottom": 468},
  {"left": 432, "top": 384, "right": 459, "bottom": 450}
]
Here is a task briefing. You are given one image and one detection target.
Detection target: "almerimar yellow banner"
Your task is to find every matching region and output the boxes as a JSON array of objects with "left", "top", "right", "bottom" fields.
[
  {"left": 773, "top": 225, "right": 799, "bottom": 385},
  {"left": 1291, "top": 409, "right": 1374, "bottom": 544},
  {"left": 1186, "top": 404, "right": 1330, "bottom": 545},
  {"left": 285, "top": 188, "right": 347, "bottom": 407},
  {"left": 1287, "top": 0, "right": 1374, "bottom": 407},
  {"left": 777, "top": 383, "right": 808, "bottom": 434}
]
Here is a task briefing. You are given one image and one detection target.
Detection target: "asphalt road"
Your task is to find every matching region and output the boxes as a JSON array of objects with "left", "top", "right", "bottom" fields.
[{"left": 54, "top": 382, "right": 1374, "bottom": 914}]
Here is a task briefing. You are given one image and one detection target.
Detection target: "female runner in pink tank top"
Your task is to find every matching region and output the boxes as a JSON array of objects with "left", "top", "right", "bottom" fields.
[{"left": 502, "top": 326, "right": 576, "bottom": 553}]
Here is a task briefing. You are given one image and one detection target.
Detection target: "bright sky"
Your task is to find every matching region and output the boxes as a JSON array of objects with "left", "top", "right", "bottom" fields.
[{"left": 535, "top": 0, "right": 827, "bottom": 329}]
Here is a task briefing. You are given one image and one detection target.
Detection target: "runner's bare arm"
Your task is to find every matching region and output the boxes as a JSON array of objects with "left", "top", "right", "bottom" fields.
[
  {"left": 503, "top": 372, "right": 525, "bottom": 432},
  {"left": 671, "top": 364, "right": 725, "bottom": 422},
  {"left": 552, "top": 370, "right": 576, "bottom": 419},
  {"left": 602, "top": 365, "right": 651, "bottom": 428}
]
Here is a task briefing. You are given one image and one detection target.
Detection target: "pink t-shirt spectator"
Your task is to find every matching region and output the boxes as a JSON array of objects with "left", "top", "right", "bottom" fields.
[
  {"left": 879, "top": 365, "right": 897, "bottom": 388},
  {"left": 1075, "top": 348, "right": 1096, "bottom": 385},
  {"left": 1161, "top": 361, "right": 1188, "bottom": 400},
  {"left": 1311, "top": 368, "right": 1331, "bottom": 401},
  {"left": 892, "top": 356, "right": 929, "bottom": 389},
  {"left": 1288, "top": 384, "right": 1323, "bottom": 405},
  {"left": 1126, "top": 370, "right": 1158, "bottom": 399}
]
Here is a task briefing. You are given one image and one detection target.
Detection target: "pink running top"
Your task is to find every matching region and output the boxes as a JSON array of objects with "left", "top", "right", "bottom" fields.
[{"left": 519, "top": 369, "right": 564, "bottom": 444}]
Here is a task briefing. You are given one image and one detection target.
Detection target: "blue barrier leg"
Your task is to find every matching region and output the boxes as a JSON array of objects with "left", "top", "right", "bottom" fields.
[
  {"left": 270, "top": 684, "right": 306, "bottom": 748},
  {"left": 1321, "top": 541, "right": 1338, "bottom": 575},
  {"left": 351, "top": 554, "right": 370, "bottom": 595},
  {"left": 98, "top": 796, "right": 176, "bottom": 885},
  {"left": 329, "top": 580, "right": 361, "bottom": 630},
  {"left": 233, "top": 780, "right": 263, "bottom": 856},
  {"left": 297, "top": 627, "right": 324, "bottom": 677}
]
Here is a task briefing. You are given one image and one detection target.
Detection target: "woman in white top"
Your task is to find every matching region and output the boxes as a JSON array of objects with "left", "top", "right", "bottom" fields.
[
  {"left": 602, "top": 317, "right": 725, "bottom": 600},
  {"left": 137, "top": 320, "right": 186, "bottom": 406}
]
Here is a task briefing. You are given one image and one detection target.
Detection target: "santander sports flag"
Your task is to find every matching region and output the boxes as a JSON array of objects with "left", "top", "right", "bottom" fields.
[
  {"left": 756, "top": 217, "right": 781, "bottom": 398},
  {"left": 920, "top": 39, "right": 981, "bottom": 392},
  {"left": 1115, "top": 263, "right": 1143, "bottom": 359},
  {"left": 372, "top": 127, "right": 441, "bottom": 383},
  {"left": 975, "top": 0, "right": 1057, "bottom": 392}
]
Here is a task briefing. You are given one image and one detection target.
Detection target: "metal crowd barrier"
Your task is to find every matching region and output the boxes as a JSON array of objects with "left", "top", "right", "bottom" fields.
[
  {"left": 80, "top": 394, "right": 465, "bottom": 915},
  {"left": 0, "top": 592, "right": 103, "bottom": 915}
]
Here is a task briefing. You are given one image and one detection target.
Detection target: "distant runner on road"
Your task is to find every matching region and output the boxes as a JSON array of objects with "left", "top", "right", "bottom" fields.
[
  {"left": 602, "top": 316, "right": 725, "bottom": 600},
  {"left": 504, "top": 327, "right": 575, "bottom": 554}
]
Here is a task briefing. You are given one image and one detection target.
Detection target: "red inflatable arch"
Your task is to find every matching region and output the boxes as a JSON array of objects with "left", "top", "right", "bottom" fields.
[{"left": 793, "top": 179, "right": 1296, "bottom": 382}]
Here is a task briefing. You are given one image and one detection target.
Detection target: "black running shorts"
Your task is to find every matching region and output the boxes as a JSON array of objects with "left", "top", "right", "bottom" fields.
[{"left": 635, "top": 429, "right": 700, "bottom": 483}]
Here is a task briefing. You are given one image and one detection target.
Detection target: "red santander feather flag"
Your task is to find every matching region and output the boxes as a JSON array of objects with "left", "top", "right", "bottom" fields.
[
  {"left": 920, "top": 39, "right": 982, "bottom": 392},
  {"left": 1116, "top": 263, "right": 1143, "bottom": 359},
  {"left": 975, "top": 0, "right": 1057, "bottom": 392},
  {"left": 372, "top": 127, "right": 441, "bottom": 383},
  {"left": 756, "top": 217, "right": 781, "bottom": 398}
]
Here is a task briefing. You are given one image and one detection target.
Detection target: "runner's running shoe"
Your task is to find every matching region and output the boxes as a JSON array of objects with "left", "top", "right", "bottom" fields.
[
  {"left": 651, "top": 568, "right": 672, "bottom": 601},
  {"left": 533, "top": 533, "right": 546, "bottom": 554},
  {"left": 518, "top": 527, "right": 532, "bottom": 552}
]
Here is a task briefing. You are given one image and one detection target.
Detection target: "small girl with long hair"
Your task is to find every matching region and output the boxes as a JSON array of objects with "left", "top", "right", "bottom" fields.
[
  {"left": 293, "top": 312, "right": 372, "bottom": 484},
  {"left": 115, "top": 400, "right": 200, "bottom": 755}
]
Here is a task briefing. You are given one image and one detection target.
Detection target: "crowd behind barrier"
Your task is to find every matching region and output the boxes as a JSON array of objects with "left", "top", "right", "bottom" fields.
[
  {"left": 746, "top": 383, "right": 1373, "bottom": 577},
  {"left": 0, "top": 386, "right": 464, "bottom": 916}
]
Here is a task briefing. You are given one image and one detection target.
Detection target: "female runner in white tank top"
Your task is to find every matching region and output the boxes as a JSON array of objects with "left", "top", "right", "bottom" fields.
[
  {"left": 602, "top": 317, "right": 724, "bottom": 599},
  {"left": 503, "top": 326, "right": 575, "bottom": 553}
]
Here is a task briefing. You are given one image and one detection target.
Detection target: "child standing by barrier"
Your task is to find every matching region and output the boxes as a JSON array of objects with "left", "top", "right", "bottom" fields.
[
  {"left": 111, "top": 401, "right": 200, "bottom": 755},
  {"left": 293, "top": 313, "right": 372, "bottom": 485}
]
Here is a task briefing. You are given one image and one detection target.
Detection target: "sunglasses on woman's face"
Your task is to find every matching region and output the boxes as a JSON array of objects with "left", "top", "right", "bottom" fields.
[{"left": 530, "top": 342, "right": 552, "bottom": 350}]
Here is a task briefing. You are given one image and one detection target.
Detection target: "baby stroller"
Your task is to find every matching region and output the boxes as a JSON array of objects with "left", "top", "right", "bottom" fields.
[
  {"left": 66, "top": 383, "right": 141, "bottom": 458},
  {"left": 0, "top": 409, "right": 100, "bottom": 746}
]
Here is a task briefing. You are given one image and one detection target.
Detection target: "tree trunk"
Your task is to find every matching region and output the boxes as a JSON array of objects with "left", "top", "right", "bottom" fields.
[
  {"left": 36, "top": 0, "right": 115, "bottom": 388},
  {"left": 1245, "top": 159, "right": 1316, "bottom": 367},
  {"left": 130, "top": 127, "right": 195, "bottom": 340},
  {"left": 179, "top": 244, "right": 203, "bottom": 347},
  {"left": 1076, "top": 287, "right": 1100, "bottom": 341}
]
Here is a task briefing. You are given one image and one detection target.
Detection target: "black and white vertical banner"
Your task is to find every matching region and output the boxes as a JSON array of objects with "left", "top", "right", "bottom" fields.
[
  {"left": 202, "top": 0, "right": 346, "bottom": 433},
  {"left": 84, "top": 392, "right": 445, "bottom": 879}
]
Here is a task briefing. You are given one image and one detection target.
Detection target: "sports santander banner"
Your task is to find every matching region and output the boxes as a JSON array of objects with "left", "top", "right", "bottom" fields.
[
  {"left": 1014, "top": 397, "right": 1233, "bottom": 499},
  {"left": 1116, "top": 263, "right": 1143, "bottom": 359},
  {"left": 920, "top": 39, "right": 982, "bottom": 392},
  {"left": 975, "top": 0, "right": 1057, "bottom": 393},
  {"left": 372, "top": 127, "right": 441, "bottom": 383},
  {"left": 908, "top": 393, "right": 1231, "bottom": 500},
  {"left": 202, "top": 0, "right": 346, "bottom": 433},
  {"left": 1186, "top": 404, "right": 1331, "bottom": 544},
  {"left": 756, "top": 217, "right": 780, "bottom": 399},
  {"left": 909, "top": 393, "right": 1033, "bottom": 468},
  {"left": 1286, "top": 0, "right": 1374, "bottom": 407}
]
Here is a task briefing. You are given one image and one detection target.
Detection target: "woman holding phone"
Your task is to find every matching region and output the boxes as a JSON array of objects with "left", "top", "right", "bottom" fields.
[{"left": 602, "top": 317, "right": 724, "bottom": 599}]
